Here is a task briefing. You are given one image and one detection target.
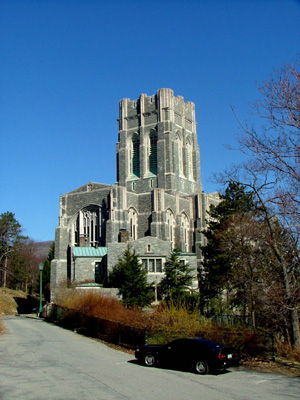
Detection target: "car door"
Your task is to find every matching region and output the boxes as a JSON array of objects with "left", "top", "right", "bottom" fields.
[{"left": 161, "top": 339, "right": 190, "bottom": 368}]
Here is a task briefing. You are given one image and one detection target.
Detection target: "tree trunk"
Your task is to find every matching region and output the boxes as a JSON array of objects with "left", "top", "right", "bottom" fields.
[
  {"left": 267, "top": 223, "right": 300, "bottom": 347},
  {"left": 290, "top": 308, "right": 300, "bottom": 348},
  {"left": 3, "top": 256, "right": 7, "bottom": 288},
  {"left": 254, "top": 190, "right": 300, "bottom": 348}
]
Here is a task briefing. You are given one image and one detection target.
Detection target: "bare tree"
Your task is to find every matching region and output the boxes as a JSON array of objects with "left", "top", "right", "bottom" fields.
[
  {"left": 18, "top": 239, "right": 41, "bottom": 293},
  {"left": 217, "top": 213, "right": 277, "bottom": 327},
  {"left": 235, "top": 56, "right": 300, "bottom": 234},
  {"left": 221, "top": 57, "right": 300, "bottom": 348},
  {"left": 217, "top": 167, "right": 300, "bottom": 347}
]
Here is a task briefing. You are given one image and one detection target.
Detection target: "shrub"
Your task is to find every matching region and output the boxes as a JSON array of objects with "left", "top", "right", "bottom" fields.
[
  {"left": 56, "top": 288, "right": 146, "bottom": 328},
  {"left": 147, "top": 301, "right": 212, "bottom": 343}
]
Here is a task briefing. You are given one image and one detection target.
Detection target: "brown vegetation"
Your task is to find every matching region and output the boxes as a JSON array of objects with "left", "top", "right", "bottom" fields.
[
  {"left": 56, "top": 289, "right": 296, "bottom": 362},
  {"left": 56, "top": 289, "right": 145, "bottom": 328}
]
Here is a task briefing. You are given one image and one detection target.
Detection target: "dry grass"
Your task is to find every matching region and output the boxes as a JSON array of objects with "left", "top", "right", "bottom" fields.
[
  {"left": 0, "top": 288, "right": 27, "bottom": 334},
  {"left": 0, "top": 288, "right": 27, "bottom": 316},
  {"left": 276, "top": 340, "right": 300, "bottom": 363}
]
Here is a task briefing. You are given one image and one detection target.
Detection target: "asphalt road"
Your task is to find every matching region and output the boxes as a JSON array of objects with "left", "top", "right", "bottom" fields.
[{"left": 0, "top": 316, "right": 299, "bottom": 400}]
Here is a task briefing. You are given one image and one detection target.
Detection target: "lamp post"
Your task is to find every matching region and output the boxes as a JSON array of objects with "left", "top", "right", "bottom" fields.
[{"left": 38, "top": 262, "right": 44, "bottom": 316}]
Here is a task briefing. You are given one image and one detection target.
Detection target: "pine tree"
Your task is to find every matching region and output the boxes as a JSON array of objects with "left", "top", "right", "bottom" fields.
[
  {"left": 200, "top": 182, "right": 256, "bottom": 315},
  {"left": 159, "top": 249, "right": 193, "bottom": 304},
  {"left": 108, "top": 246, "right": 153, "bottom": 308}
]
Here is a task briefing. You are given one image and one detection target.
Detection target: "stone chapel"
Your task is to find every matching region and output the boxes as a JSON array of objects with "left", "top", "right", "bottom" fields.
[{"left": 50, "top": 89, "right": 219, "bottom": 301}]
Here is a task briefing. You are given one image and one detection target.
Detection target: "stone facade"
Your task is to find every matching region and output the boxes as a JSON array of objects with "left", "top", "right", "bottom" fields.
[{"left": 50, "top": 89, "right": 219, "bottom": 301}]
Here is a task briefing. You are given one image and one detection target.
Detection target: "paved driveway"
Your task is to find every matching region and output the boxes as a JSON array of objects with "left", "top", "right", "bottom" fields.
[{"left": 1, "top": 316, "right": 299, "bottom": 400}]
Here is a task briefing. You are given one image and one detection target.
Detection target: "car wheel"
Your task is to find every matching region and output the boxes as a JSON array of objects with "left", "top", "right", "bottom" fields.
[
  {"left": 144, "top": 353, "right": 156, "bottom": 367},
  {"left": 194, "top": 360, "right": 209, "bottom": 375}
]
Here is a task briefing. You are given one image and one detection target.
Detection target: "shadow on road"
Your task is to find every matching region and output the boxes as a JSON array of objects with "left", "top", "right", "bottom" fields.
[{"left": 127, "top": 359, "right": 232, "bottom": 376}]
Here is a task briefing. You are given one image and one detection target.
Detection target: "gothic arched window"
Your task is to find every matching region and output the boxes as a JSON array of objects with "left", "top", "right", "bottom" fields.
[
  {"left": 176, "top": 132, "right": 183, "bottom": 176},
  {"left": 132, "top": 134, "right": 140, "bottom": 177},
  {"left": 73, "top": 206, "right": 104, "bottom": 247},
  {"left": 149, "top": 131, "right": 158, "bottom": 175},
  {"left": 128, "top": 207, "right": 138, "bottom": 240},
  {"left": 181, "top": 212, "right": 190, "bottom": 252},
  {"left": 166, "top": 209, "right": 176, "bottom": 249},
  {"left": 186, "top": 136, "right": 193, "bottom": 179}
]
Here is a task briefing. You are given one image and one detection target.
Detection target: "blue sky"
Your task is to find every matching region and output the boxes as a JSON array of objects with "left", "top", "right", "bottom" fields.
[{"left": 1, "top": 0, "right": 300, "bottom": 242}]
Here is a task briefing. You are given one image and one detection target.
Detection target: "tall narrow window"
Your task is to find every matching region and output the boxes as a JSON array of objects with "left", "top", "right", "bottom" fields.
[
  {"left": 149, "top": 259, "right": 155, "bottom": 272},
  {"left": 128, "top": 208, "right": 138, "bottom": 240},
  {"left": 149, "top": 131, "right": 157, "bottom": 174},
  {"left": 142, "top": 259, "right": 147, "bottom": 271},
  {"left": 156, "top": 259, "right": 162, "bottom": 272},
  {"left": 132, "top": 135, "right": 140, "bottom": 177},
  {"left": 181, "top": 213, "right": 189, "bottom": 252},
  {"left": 186, "top": 137, "right": 193, "bottom": 179},
  {"left": 176, "top": 132, "right": 183, "bottom": 176},
  {"left": 166, "top": 209, "right": 176, "bottom": 249}
]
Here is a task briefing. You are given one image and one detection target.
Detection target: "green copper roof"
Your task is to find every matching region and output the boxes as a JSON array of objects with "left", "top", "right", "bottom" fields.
[
  {"left": 76, "top": 283, "right": 102, "bottom": 288},
  {"left": 73, "top": 247, "right": 107, "bottom": 258}
]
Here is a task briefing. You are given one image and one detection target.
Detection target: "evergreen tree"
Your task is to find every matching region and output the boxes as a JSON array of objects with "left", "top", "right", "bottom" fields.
[
  {"left": 159, "top": 249, "right": 193, "bottom": 304},
  {"left": 200, "top": 182, "right": 256, "bottom": 315},
  {"left": 108, "top": 246, "right": 153, "bottom": 308}
]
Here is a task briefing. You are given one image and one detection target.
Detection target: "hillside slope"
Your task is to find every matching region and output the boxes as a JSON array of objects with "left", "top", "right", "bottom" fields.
[{"left": 0, "top": 289, "right": 27, "bottom": 315}]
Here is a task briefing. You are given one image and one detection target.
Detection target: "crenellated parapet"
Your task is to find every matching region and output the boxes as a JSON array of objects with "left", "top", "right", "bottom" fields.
[
  {"left": 117, "top": 89, "right": 202, "bottom": 196},
  {"left": 118, "top": 89, "right": 196, "bottom": 133}
]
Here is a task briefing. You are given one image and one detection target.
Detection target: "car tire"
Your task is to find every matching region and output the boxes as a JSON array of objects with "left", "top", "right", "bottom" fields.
[
  {"left": 144, "top": 353, "right": 156, "bottom": 367},
  {"left": 194, "top": 360, "right": 209, "bottom": 375}
]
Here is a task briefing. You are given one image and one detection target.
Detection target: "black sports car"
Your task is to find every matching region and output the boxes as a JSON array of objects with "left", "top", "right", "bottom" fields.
[{"left": 135, "top": 338, "right": 240, "bottom": 375}]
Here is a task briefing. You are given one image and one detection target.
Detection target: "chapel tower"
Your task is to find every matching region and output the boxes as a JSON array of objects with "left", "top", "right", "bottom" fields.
[
  {"left": 51, "top": 89, "right": 216, "bottom": 302},
  {"left": 116, "top": 88, "right": 202, "bottom": 195}
]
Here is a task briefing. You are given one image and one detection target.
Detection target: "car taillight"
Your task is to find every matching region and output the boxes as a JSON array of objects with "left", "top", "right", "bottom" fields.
[{"left": 218, "top": 353, "right": 226, "bottom": 359}]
